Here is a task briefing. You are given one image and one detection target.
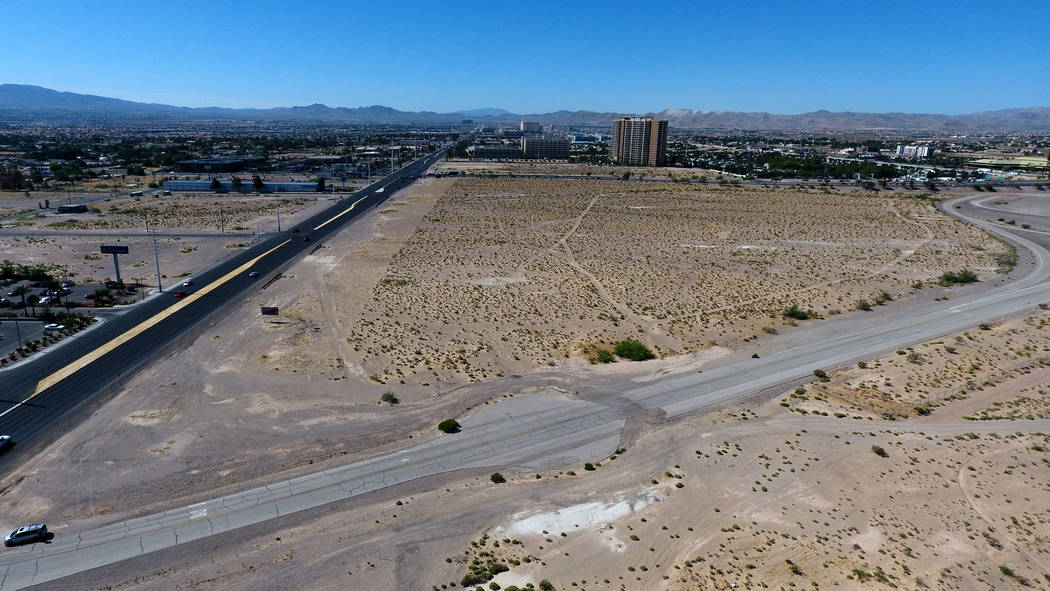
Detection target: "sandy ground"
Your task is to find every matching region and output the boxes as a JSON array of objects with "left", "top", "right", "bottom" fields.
[
  {"left": 435, "top": 159, "right": 725, "bottom": 181},
  {"left": 346, "top": 178, "right": 1002, "bottom": 387},
  {"left": 38, "top": 375, "right": 1050, "bottom": 591},
  {"left": 780, "top": 309, "right": 1050, "bottom": 422}
]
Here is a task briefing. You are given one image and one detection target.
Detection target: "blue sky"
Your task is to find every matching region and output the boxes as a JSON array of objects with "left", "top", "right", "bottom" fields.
[{"left": 5, "top": 0, "right": 1048, "bottom": 114}]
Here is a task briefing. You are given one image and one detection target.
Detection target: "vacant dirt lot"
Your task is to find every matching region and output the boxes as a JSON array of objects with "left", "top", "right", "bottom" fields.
[
  {"left": 780, "top": 309, "right": 1050, "bottom": 422},
  {"left": 347, "top": 178, "right": 1004, "bottom": 387},
  {"left": 44, "top": 379, "right": 1050, "bottom": 591}
]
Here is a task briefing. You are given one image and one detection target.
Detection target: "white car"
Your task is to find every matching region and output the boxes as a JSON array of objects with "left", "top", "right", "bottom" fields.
[{"left": 43, "top": 323, "right": 64, "bottom": 331}]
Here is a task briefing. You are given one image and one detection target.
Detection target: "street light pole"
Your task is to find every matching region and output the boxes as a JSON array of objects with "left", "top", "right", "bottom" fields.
[
  {"left": 275, "top": 193, "right": 281, "bottom": 232},
  {"left": 151, "top": 225, "right": 162, "bottom": 293}
]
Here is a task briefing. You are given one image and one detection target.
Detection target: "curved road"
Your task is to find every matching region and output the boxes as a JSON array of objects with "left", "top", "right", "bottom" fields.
[{"left": 1, "top": 190, "right": 1050, "bottom": 589}]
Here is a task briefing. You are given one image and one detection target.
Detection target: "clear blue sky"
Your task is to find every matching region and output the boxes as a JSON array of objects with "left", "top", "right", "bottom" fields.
[{"left": 5, "top": 0, "right": 1048, "bottom": 114}]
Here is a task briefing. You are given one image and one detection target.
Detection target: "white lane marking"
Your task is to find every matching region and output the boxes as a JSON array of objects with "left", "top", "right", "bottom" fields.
[{"left": 188, "top": 502, "right": 208, "bottom": 520}]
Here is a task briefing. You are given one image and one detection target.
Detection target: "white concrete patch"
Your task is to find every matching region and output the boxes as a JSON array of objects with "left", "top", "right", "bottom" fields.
[{"left": 503, "top": 489, "right": 662, "bottom": 536}]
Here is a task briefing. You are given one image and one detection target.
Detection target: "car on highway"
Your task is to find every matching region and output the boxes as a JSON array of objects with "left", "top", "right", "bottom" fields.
[
  {"left": 43, "top": 323, "right": 64, "bottom": 331},
  {"left": 303, "top": 236, "right": 311, "bottom": 242},
  {"left": 180, "top": 280, "right": 194, "bottom": 287},
  {"left": 173, "top": 290, "right": 187, "bottom": 298},
  {"left": 60, "top": 281, "right": 75, "bottom": 289},
  {"left": 248, "top": 271, "right": 260, "bottom": 278},
  {"left": 0, "top": 435, "right": 12, "bottom": 454},
  {"left": 4, "top": 523, "right": 48, "bottom": 547}
]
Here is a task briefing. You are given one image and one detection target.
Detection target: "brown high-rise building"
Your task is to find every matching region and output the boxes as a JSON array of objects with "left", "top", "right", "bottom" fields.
[{"left": 611, "top": 117, "right": 668, "bottom": 166}]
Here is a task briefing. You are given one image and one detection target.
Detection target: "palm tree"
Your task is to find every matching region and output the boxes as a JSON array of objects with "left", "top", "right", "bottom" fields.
[
  {"left": 10, "top": 285, "right": 29, "bottom": 315},
  {"left": 26, "top": 294, "right": 39, "bottom": 317}
]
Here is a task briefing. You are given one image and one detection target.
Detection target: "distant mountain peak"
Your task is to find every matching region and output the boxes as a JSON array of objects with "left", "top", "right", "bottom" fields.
[
  {"left": 1, "top": 84, "right": 1049, "bottom": 130},
  {"left": 455, "top": 107, "right": 513, "bottom": 117}
]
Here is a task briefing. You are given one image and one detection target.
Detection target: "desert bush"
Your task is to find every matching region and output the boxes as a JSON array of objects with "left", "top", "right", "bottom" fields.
[
  {"left": 939, "top": 269, "right": 978, "bottom": 285},
  {"left": 379, "top": 392, "right": 399, "bottom": 405},
  {"left": 614, "top": 340, "right": 655, "bottom": 361},
  {"left": 782, "top": 304, "right": 810, "bottom": 320},
  {"left": 871, "top": 445, "right": 888, "bottom": 457},
  {"left": 438, "top": 419, "right": 461, "bottom": 433}
]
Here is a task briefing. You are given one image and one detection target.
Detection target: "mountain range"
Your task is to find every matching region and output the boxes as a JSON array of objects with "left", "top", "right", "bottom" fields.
[{"left": 2, "top": 84, "right": 1050, "bottom": 131}]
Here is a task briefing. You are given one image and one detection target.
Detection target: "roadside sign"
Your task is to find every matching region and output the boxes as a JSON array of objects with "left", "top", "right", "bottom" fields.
[
  {"left": 261, "top": 306, "right": 279, "bottom": 315},
  {"left": 100, "top": 245, "right": 129, "bottom": 254}
]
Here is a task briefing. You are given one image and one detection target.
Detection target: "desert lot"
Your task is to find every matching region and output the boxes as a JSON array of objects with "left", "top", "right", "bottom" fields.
[
  {"left": 31, "top": 320, "right": 1050, "bottom": 591},
  {"left": 1, "top": 176, "right": 1042, "bottom": 591}
]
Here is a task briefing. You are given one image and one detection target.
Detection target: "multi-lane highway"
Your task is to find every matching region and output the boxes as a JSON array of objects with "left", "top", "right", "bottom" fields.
[
  {"left": 1, "top": 188, "right": 1049, "bottom": 589},
  {"left": 0, "top": 147, "right": 449, "bottom": 458}
]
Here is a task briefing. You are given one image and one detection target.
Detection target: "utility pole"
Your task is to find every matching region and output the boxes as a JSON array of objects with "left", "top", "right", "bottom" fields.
[
  {"left": 14, "top": 318, "right": 22, "bottom": 350},
  {"left": 275, "top": 193, "right": 281, "bottom": 232},
  {"left": 151, "top": 225, "right": 162, "bottom": 293},
  {"left": 391, "top": 146, "right": 395, "bottom": 175},
  {"left": 219, "top": 204, "right": 225, "bottom": 233}
]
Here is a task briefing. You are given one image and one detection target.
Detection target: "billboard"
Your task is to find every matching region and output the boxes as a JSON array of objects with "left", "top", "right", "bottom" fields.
[{"left": 100, "top": 245, "right": 129, "bottom": 254}]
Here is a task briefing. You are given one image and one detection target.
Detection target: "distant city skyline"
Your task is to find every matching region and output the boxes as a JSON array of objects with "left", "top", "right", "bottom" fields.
[{"left": 5, "top": 0, "right": 1048, "bottom": 115}]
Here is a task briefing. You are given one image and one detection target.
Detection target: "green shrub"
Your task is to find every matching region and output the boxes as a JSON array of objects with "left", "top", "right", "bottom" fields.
[
  {"left": 871, "top": 445, "right": 888, "bottom": 457},
  {"left": 782, "top": 304, "right": 810, "bottom": 320},
  {"left": 614, "top": 340, "right": 655, "bottom": 361},
  {"left": 940, "top": 269, "right": 978, "bottom": 285},
  {"left": 490, "top": 472, "right": 506, "bottom": 483},
  {"left": 595, "top": 349, "right": 616, "bottom": 364},
  {"left": 380, "top": 392, "right": 399, "bottom": 405},
  {"left": 438, "top": 419, "right": 461, "bottom": 433}
]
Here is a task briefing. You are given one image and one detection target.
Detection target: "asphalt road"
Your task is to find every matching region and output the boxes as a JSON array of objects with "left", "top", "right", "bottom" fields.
[
  {"left": 0, "top": 147, "right": 449, "bottom": 461},
  {"left": 1, "top": 190, "right": 1049, "bottom": 588}
]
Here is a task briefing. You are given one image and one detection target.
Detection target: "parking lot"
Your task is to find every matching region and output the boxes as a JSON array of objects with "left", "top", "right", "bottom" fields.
[
  {"left": 2, "top": 279, "right": 147, "bottom": 312},
  {"left": 0, "top": 319, "right": 45, "bottom": 359}
]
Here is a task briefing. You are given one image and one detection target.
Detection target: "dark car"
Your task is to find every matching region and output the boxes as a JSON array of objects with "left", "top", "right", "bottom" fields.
[
  {"left": 173, "top": 290, "right": 187, "bottom": 298},
  {"left": 104, "top": 280, "right": 124, "bottom": 290},
  {"left": 303, "top": 236, "right": 311, "bottom": 242},
  {"left": 180, "top": 280, "right": 194, "bottom": 287},
  {"left": 0, "top": 435, "right": 12, "bottom": 454},
  {"left": 4, "top": 523, "right": 47, "bottom": 547},
  {"left": 248, "top": 271, "right": 260, "bottom": 278}
]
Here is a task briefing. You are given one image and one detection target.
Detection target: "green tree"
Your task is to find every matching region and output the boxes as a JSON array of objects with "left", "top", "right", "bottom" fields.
[
  {"left": 210, "top": 178, "right": 221, "bottom": 192},
  {"left": 252, "top": 175, "right": 265, "bottom": 192},
  {"left": 26, "top": 294, "right": 39, "bottom": 317},
  {"left": 231, "top": 176, "right": 243, "bottom": 191},
  {"left": 10, "top": 285, "right": 29, "bottom": 315}
]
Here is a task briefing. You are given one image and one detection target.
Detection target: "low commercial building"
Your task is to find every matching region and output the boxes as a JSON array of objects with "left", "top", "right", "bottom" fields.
[
  {"left": 520, "top": 120, "right": 541, "bottom": 133},
  {"left": 176, "top": 157, "right": 252, "bottom": 173},
  {"left": 522, "top": 137, "right": 570, "bottom": 160},
  {"left": 162, "top": 178, "right": 322, "bottom": 193},
  {"left": 895, "top": 145, "right": 934, "bottom": 160},
  {"left": 473, "top": 143, "right": 523, "bottom": 160}
]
